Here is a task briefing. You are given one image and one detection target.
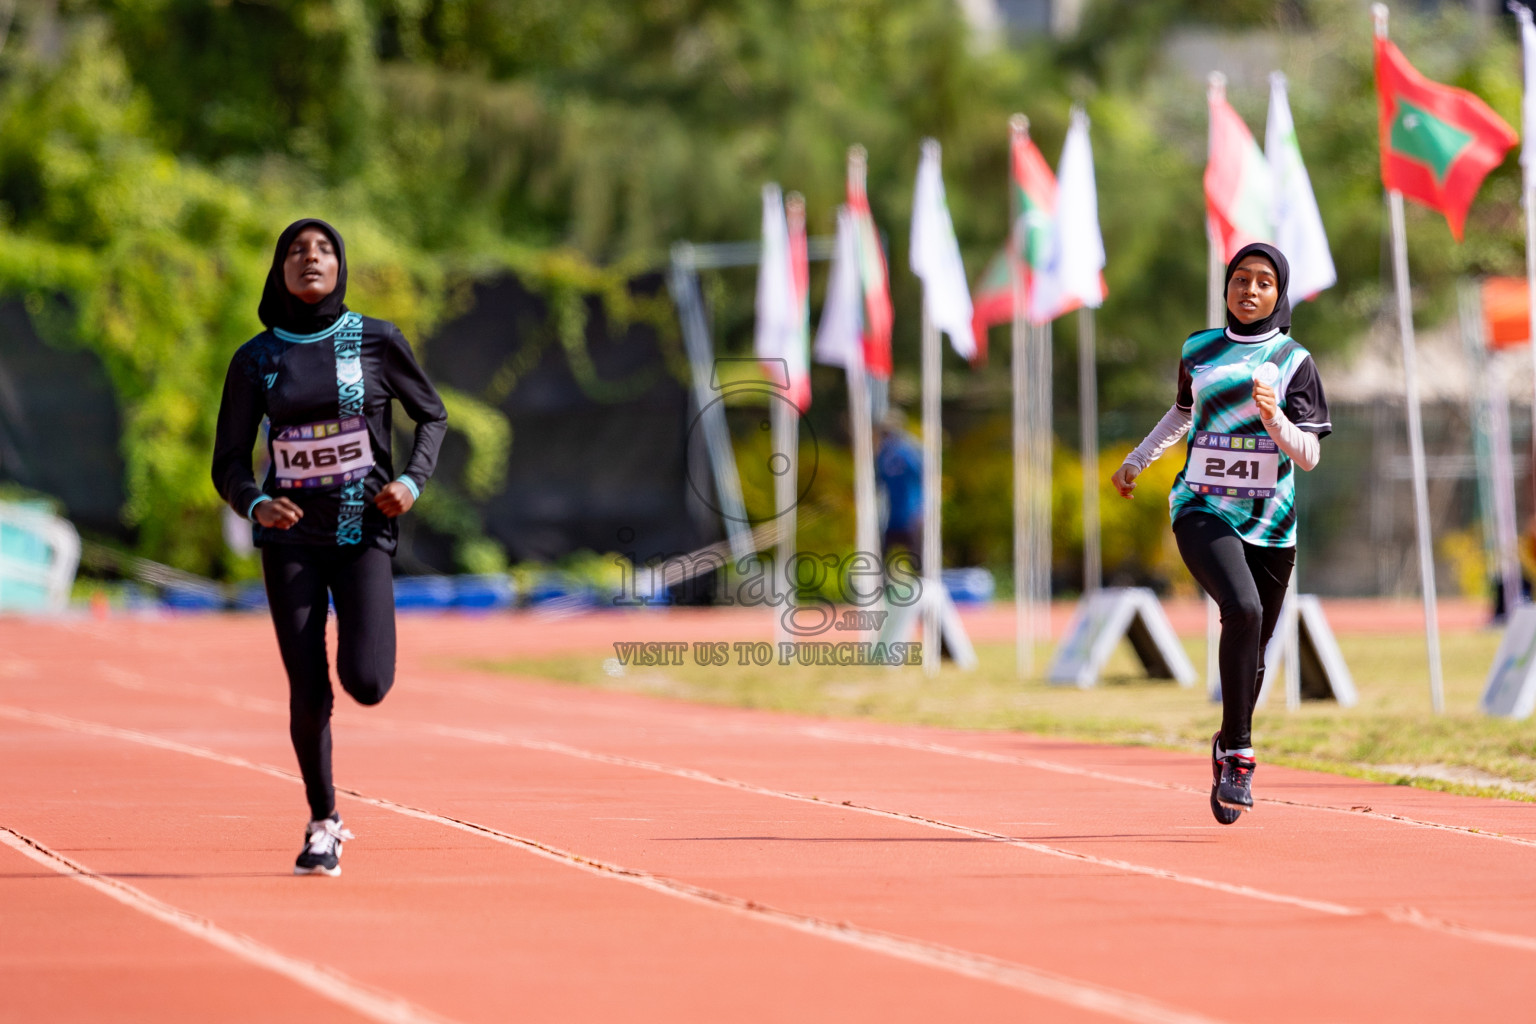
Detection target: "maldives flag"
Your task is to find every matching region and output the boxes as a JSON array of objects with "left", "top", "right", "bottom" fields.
[
  {"left": 1206, "top": 87, "right": 1272, "bottom": 262},
  {"left": 1375, "top": 35, "right": 1517, "bottom": 241},
  {"left": 969, "top": 129, "right": 1057, "bottom": 359},
  {"left": 847, "top": 159, "right": 893, "bottom": 379}
]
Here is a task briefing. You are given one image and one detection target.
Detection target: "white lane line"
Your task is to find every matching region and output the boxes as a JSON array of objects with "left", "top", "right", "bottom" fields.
[
  {"left": 0, "top": 704, "right": 1217, "bottom": 1024},
  {"left": 48, "top": 678, "right": 1536, "bottom": 953},
  {"left": 394, "top": 719, "right": 1536, "bottom": 953},
  {"left": 92, "top": 662, "right": 1536, "bottom": 849},
  {"left": 0, "top": 826, "right": 459, "bottom": 1024},
  {"left": 792, "top": 727, "right": 1536, "bottom": 849}
]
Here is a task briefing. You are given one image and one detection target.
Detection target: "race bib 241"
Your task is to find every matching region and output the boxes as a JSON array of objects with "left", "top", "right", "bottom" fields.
[{"left": 1186, "top": 431, "right": 1280, "bottom": 499}]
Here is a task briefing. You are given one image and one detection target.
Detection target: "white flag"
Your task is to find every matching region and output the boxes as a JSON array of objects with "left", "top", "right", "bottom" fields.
[
  {"left": 1265, "top": 72, "right": 1335, "bottom": 301},
  {"left": 1031, "top": 107, "right": 1106, "bottom": 323},
  {"left": 909, "top": 139, "right": 975, "bottom": 359},
  {"left": 754, "top": 184, "right": 797, "bottom": 381},
  {"left": 1517, "top": 3, "right": 1536, "bottom": 179},
  {"left": 814, "top": 206, "right": 864, "bottom": 369}
]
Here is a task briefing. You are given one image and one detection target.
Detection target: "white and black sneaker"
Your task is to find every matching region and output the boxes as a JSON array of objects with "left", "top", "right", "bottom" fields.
[
  {"left": 294, "top": 816, "right": 354, "bottom": 876},
  {"left": 1210, "top": 733, "right": 1241, "bottom": 825}
]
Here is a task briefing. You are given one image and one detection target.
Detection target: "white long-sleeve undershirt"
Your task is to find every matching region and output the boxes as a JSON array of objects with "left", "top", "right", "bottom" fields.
[
  {"left": 1123, "top": 405, "right": 1192, "bottom": 473},
  {"left": 1121, "top": 404, "right": 1321, "bottom": 475},
  {"left": 1260, "top": 407, "right": 1321, "bottom": 471}
]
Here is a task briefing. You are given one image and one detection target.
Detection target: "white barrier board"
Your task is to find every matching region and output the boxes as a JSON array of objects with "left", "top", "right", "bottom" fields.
[
  {"left": 1481, "top": 603, "right": 1536, "bottom": 719},
  {"left": 1234, "top": 594, "right": 1357, "bottom": 708},
  {"left": 878, "top": 583, "right": 978, "bottom": 670},
  {"left": 1048, "top": 587, "right": 1196, "bottom": 688}
]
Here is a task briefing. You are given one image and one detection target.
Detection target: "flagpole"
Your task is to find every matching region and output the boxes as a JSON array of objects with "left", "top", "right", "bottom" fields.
[
  {"left": 1374, "top": 3, "right": 1445, "bottom": 713},
  {"left": 1205, "top": 72, "right": 1226, "bottom": 701},
  {"left": 774, "top": 193, "right": 805, "bottom": 646},
  {"left": 1009, "top": 115, "right": 1032, "bottom": 676},
  {"left": 847, "top": 352, "right": 880, "bottom": 586},
  {"left": 845, "top": 152, "right": 883, "bottom": 628},
  {"left": 921, "top": 262, "right": 943, "bottom": 677},
  {"left": 1078, "top": 306, "right": 1101, "bottom": 594},
  {"left": 1519, "top": 2, "right": 1536, "bottom": 541},
  {"left": 1032, "top": 319, "right": 1053, "bottom": 656}
]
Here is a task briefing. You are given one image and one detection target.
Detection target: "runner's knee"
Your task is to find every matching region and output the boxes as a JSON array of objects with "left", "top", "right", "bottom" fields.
[
  {"left": 339, "top": 662, "right": 393, "bottom": 706},
  {"left": 1220, "top": 593, "right": 1263, "bottom": 634}
]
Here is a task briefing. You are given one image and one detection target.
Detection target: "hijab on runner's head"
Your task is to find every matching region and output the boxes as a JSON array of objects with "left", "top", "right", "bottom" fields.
[
  {"left": 1223, "top": 241, "right": 1290, "bottom": 337},
  {"left": 258, "top": 218, "right": 348, "bottom": 334}
]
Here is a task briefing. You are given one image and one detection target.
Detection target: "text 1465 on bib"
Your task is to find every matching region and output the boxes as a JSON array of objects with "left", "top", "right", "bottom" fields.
[
  {"left": 272, "top": 416, "right": 373, "bottom": 490},
  {"left": 1187, "top": 431, "right": 1279, "bottom": 499}
]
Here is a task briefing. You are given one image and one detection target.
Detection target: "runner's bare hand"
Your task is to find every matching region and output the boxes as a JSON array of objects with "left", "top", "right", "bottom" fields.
[
  {"left": 1111, "top": 463, "right": 1139, "bottom": 499},
  {"left": 253, "top": 497, "right": 303, "bottom": 529},
  {"left": 1253, "top": 381, "right": 1279, "bottom": 421},
  {"left": 373, "top": 481, "right": 415, "bottom": 518}
]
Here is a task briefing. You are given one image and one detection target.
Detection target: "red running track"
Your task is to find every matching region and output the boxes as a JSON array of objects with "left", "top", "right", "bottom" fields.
[{"left": 1, "top": 610, "right": 1532, "bottom": 1023}]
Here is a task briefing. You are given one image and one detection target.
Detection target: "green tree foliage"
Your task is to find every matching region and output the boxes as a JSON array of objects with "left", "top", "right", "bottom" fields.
[{"left": 0, "top": 1, "right": 1527, "bottom": 579}]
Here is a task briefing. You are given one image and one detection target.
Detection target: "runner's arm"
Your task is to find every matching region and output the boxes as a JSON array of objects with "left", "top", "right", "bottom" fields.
[
  {"left": 1122, "top": 405, "right": 1193, "bottom": 474},
  {"left": 384, "top": 324, "right": 448, "bottom": 498},
  {"left": 211, "top": 356, "right": 270, "bottom": 520},
  {"left": 1260, "top": 409, "right": 1320, "bottom": 471}
]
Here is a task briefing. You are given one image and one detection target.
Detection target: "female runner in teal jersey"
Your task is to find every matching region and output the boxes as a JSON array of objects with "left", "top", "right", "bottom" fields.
[{"left": 1110, "top": 243, "right": 1331, "bottom": 824}]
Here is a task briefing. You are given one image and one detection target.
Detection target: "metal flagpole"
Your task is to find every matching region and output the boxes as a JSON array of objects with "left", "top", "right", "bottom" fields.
[
  {"left": 771, "top": 375, "right": 798, "bottom": 646},
  {"left": 1032, "top": 320, "right": 1053, "bottom": 654},
  {"left": 846, "top": 353, "right": 880, "bottom": 584},
  {"left": 1389, "top": 193, "right": 1447, "bottom": 712},
  {"left": 845, "top": 151, "right": 885, "bottom": 630},
  {"left": 1518, "top": 3, "right": 1536, "bottom": 525},
  {"left": 1375, "top": 5, "right": 1445, "bottom": 712},
  {"left": 1010, "top": 114, "right": 1032, "bottom": 677},
  {"left": 921, "top": 299, "right": 943, "bottom": 675},
  {"left": 1079, "top": 306, "right": 1101, "bottom": 593},
  {"left": 1204, "top": 74, "right": 1225, "bottom": 698}
]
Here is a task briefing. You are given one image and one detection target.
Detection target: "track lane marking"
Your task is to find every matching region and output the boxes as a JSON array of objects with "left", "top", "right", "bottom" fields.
[
  {"left": 9, "top": 702, "right": 1536, "bottom": 960},
  {"left": 364, "top": 663, "right": 1536, "bottom": 848},
  {"left": 791, "top": 727, "right": 1536, "bottom": 849},
  {"left": 0, "top": 704, "right": 1218, "bottom": 1024},
  {"left": 0, "top": 826, "right": 460, "bottom": 1024},
  {"left": 87, "top": 654, "right": 1536, "bottom": 848}
]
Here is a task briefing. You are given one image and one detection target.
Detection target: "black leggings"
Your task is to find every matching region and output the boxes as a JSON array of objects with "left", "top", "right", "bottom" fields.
[
  {"left": 261, "top": 544, "right": 396, "bottom": 820},
  {"left": 1172, "top": 512, "right": 1294, "bottom": 751}
]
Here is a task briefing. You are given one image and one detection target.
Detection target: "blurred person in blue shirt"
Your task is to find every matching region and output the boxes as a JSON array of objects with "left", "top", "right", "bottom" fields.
[{"left": 876, "top": 411, "right": 922, "bottom": 567}]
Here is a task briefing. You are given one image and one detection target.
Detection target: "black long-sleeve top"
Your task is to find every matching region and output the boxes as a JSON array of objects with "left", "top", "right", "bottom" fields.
[{"left": 212, "top": 311, "right": 447, "bottom": 551}]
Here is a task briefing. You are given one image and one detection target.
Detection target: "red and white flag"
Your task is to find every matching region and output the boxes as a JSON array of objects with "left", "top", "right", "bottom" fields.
[
  {"left": 755, "top": 184, "right": 811, "bottom": 410},
  {"left": 1031, "top": 107, "right": 1107, "bottom": 323},
  {"left": 1206, "top": 79, "right": 1273, "bottom": 261}
]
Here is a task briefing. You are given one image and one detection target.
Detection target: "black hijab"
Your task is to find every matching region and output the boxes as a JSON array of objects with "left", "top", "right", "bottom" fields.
[
  {"left": 258, "top": 218, "right": 348, "bottom": 334},
  {"left": 1224, "top": 242, "right": 1290, "bottom": 338}
]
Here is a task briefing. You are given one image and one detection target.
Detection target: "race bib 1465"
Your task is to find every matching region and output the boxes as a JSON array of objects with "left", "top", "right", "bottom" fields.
[
  {"left": 1186, "top": 431, "right": 1280, "bottom": 499},
  {"left": 272, "top": 416, "right": 373, "bottom": 490}
]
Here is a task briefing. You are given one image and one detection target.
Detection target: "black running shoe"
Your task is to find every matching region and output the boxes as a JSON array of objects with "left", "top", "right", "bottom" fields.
[
  {"left": 294, "top": 816, "right": 353, "bottom": 877},
  {"left": 1216, "top": 754, "right": 1256, "bottom": 813},
  {"left": 1210, "top": 733, "right": 1240, "bottom": 824}
]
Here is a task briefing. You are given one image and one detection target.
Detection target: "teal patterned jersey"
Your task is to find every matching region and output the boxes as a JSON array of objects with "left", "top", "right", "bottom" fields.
[{"left": 1168, "top": 327, "right": 1330, "bottom": 548}]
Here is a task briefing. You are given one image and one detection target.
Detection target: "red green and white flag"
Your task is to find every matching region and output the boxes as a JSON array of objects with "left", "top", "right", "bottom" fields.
[
  {"left": 1206, "top": 83, "right": 1273, "bottom": 262},
  {"left": 754, "top": 184, "right": 811, "bottom": 411},
  {"left": 847, "top": 160, "right": 893, "bottom": 379},
  {"left": 970, "top": 127, "right": 1058, "bottom": 359},
  {"left": 1375, "top": 34, "right": 1517, "bottom": 241}
]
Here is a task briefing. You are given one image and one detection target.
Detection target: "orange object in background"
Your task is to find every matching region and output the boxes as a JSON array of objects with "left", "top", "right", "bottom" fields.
[{"left": 1482, "top": 276, "right": 1531, "bottom": 349}]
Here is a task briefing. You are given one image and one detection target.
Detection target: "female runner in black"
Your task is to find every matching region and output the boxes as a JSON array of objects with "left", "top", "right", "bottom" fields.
[
  {"left": 1110, "top": 243, "right": 1330, "bottom": 823},
  {"left": 213, "top": 218, "right": 447, "bottom": 874}
]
